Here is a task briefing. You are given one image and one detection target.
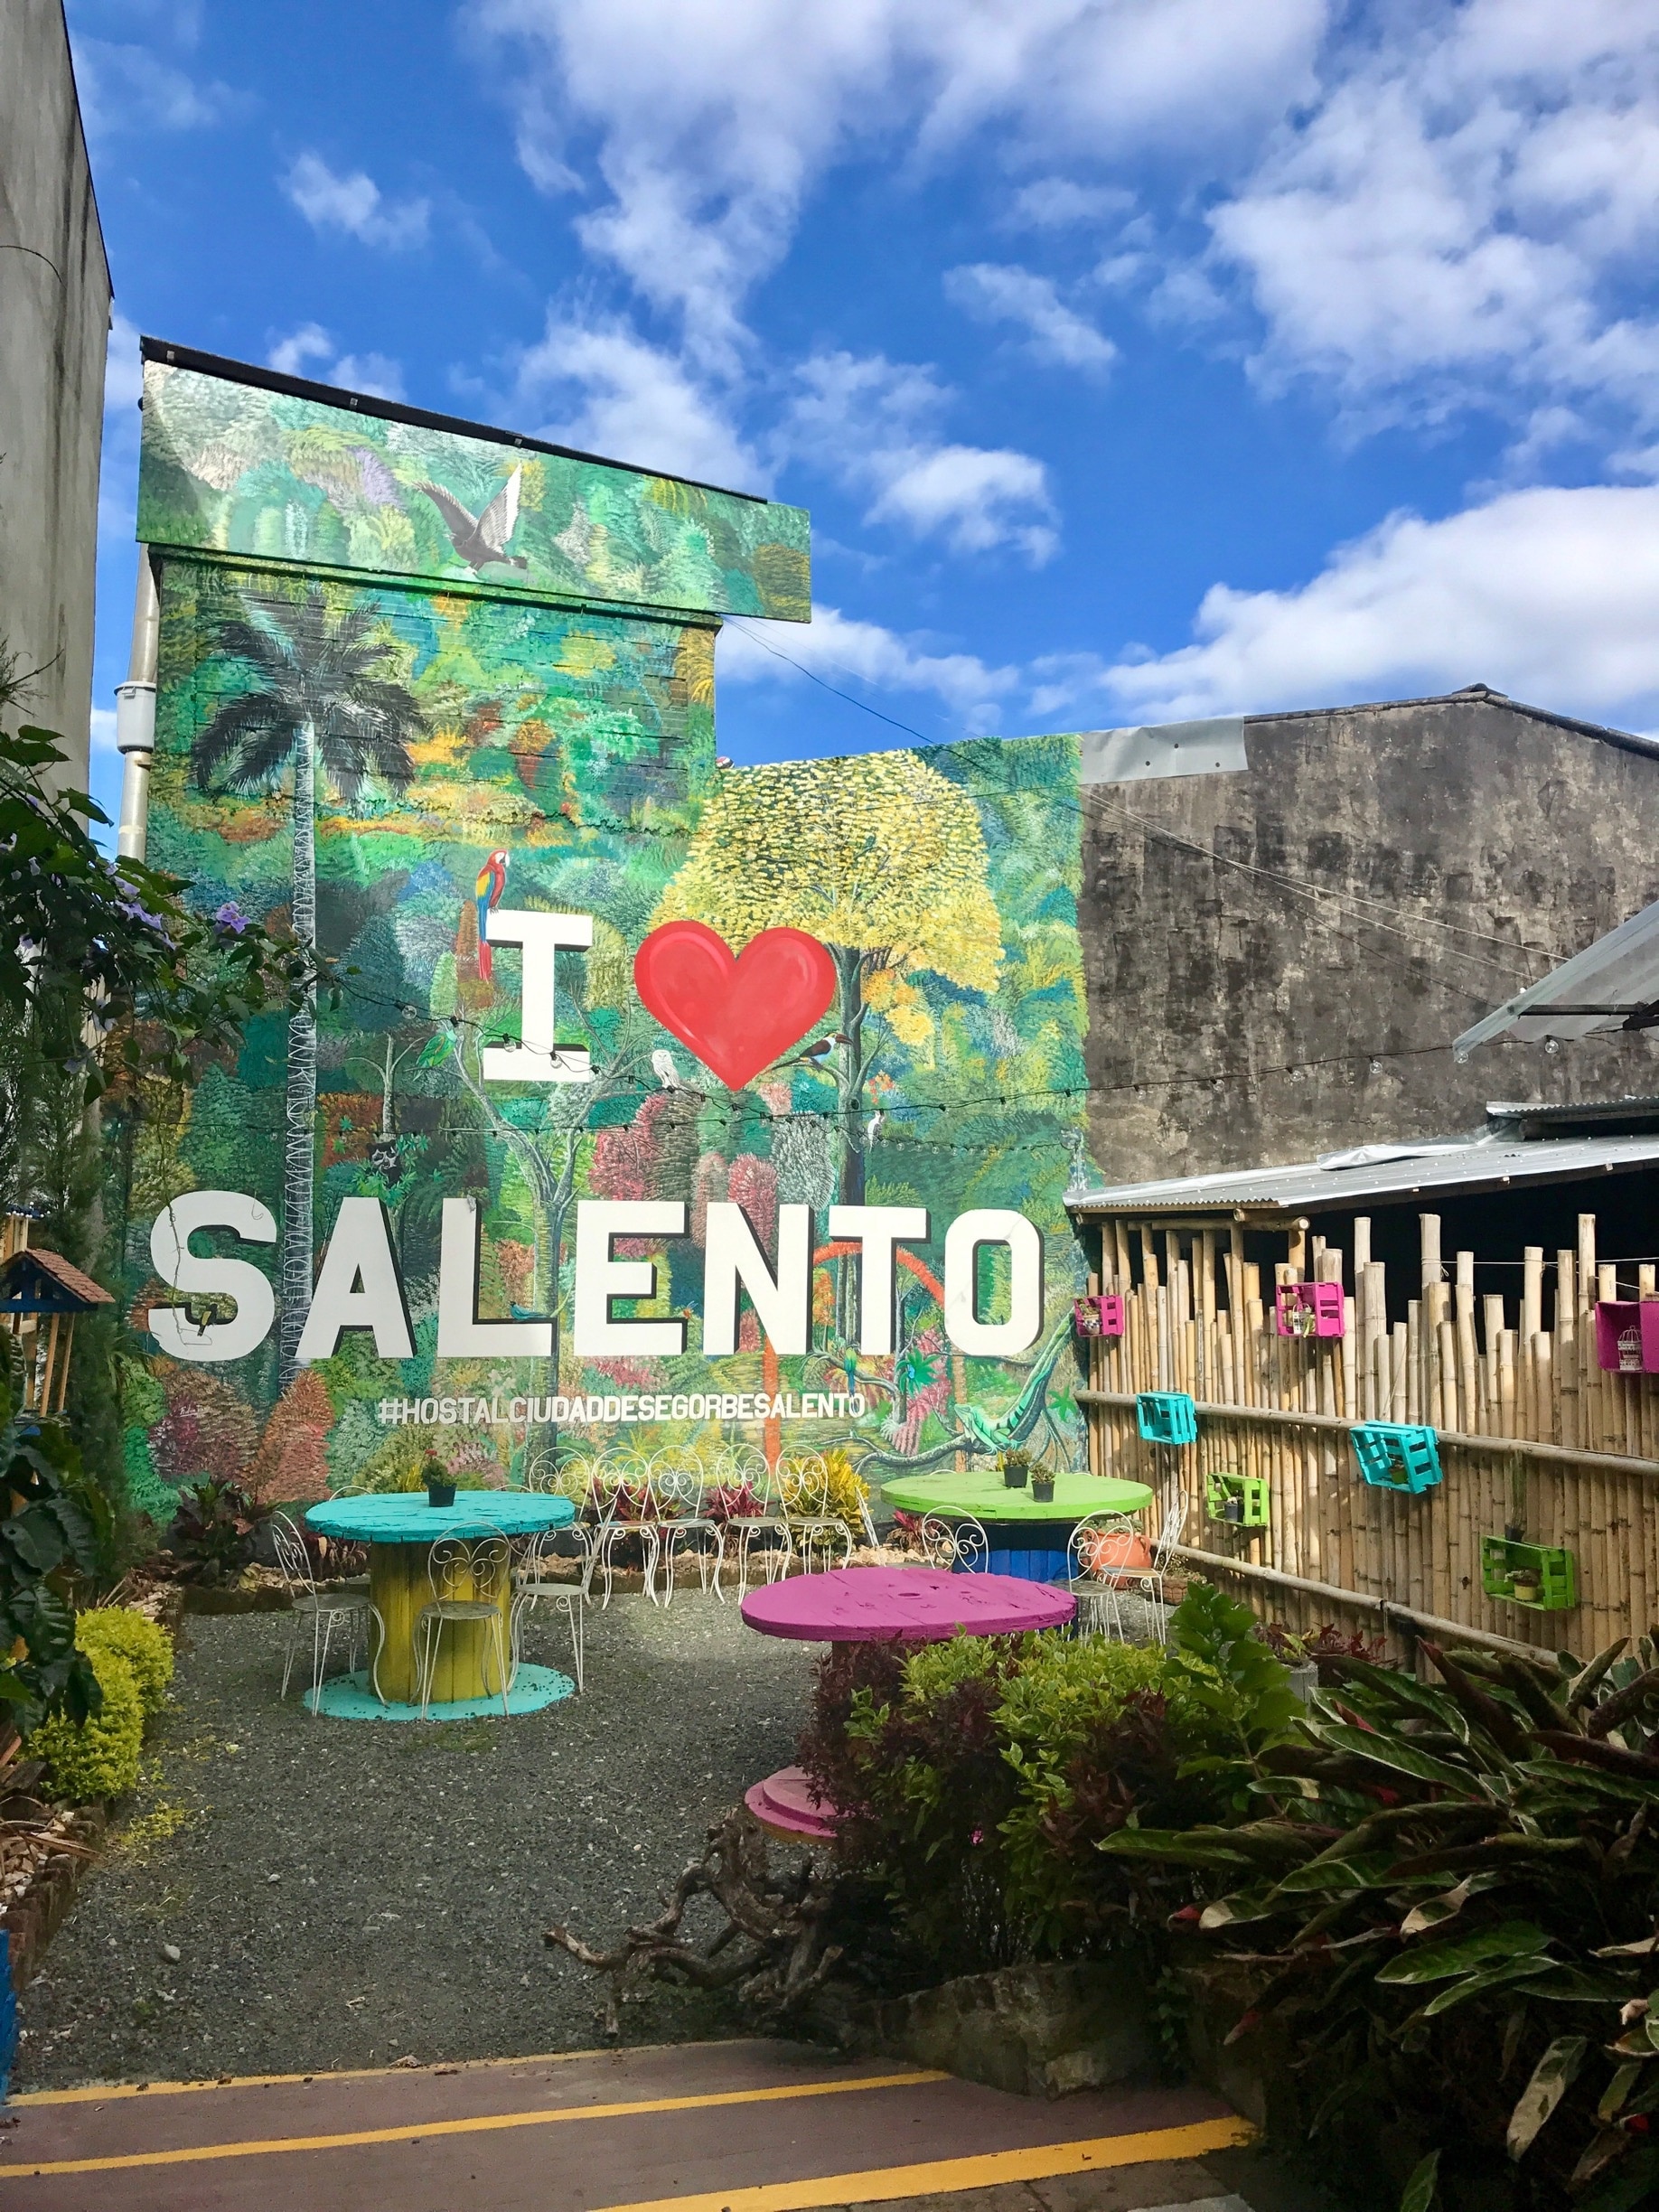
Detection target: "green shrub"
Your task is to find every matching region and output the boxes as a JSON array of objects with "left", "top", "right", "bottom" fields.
[
  {"left": 76, "top": 1608, "right": 173, "bottom": 1718},
  {"left": 800, "top": 1626, "right": 1245, "bottom": 1974},
  {"left": 32, "top": 1639, "right": 143, "bottom": 1803}
]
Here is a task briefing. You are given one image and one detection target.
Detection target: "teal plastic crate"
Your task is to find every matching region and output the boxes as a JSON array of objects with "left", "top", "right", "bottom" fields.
[
  {"left": 1351, "top": 1422, "right": 1442, "bottom": 1494},
  {"left": 1137, "top": 1391, "right": 1197, "bottom": 1446}
]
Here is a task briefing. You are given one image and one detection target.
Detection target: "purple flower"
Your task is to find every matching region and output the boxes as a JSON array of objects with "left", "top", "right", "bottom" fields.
[
  {"left": 213, "top": 901, "right": 252, "bottom": 936},
  {"left": 117, "top": 895, "right": 173, "bottom": 938}
]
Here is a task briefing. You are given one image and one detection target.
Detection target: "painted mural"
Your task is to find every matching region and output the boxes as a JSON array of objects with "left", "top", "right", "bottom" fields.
[
  {"left": 137, "top": 351, "right": 811, "bottom": 622},
  {"left": 118, "top": 357, "right": 1096, "bottom": 1516}
]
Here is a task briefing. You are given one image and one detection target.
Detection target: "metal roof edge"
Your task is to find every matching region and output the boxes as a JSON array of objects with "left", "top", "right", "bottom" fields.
[{"left": 1240, "top": 684, "right": 1659, "bottom": 762}]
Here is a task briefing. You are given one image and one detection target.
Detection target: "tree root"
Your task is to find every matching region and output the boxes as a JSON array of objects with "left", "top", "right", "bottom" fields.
[{"left": 546, "top": 1806, "right": 842, "bottom": 2038}]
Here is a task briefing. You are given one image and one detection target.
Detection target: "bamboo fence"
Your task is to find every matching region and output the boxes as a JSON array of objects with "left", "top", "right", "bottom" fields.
[{"left": 1080, "top": 1210, "right": 1659, "bottom": 1659}]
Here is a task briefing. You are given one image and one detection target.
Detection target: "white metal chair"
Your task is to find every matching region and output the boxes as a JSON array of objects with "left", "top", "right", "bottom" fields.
[
  {"left": 413, "top": 1532, "right": 512, "bottom": 1718},
  {"left": 271, "top": 1512, "right": 386, "bottom": 1709},
  {"left": 586, "top": 1457, "right": 660, "bottom": 1608},
  {"left": 649, "top": 1451, "right": 723, "bottom": 1604},
  {"left": 510, "top": 1524, "right": 586, "bottom": 1692},
  {"left": 780, "top": 1454, "right": 854, "bottom": 1574},
  {"left": 917, "top": 1512, "right": 989, "bottom": 1573},
  {"left": 711, "top": 1448, "right": 793, "bottom": 1598},
  {"left": 1133, "top": 1496, "right": 1189, "bottom": 1642},
  {"left": 1064, "top": 1512, "right": 1148, "bottom": 1643}
]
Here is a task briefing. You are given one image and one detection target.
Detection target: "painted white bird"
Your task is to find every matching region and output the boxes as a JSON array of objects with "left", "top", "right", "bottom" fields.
[
  {"left": 419, "top": 467, "right": 528, "bottom": 572},
  {"left": 651, "top": 1048, "right": 684, "bottom": 1091}
]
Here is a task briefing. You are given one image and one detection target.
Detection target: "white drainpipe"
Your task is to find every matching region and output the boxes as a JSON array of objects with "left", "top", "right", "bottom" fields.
[{"left": 115, "top": 550, "right": 159, "bottom": 862}]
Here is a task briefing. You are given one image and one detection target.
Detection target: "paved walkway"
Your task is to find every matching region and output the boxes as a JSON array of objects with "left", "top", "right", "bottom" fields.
[{"left": 0, "top": 2038, "right": 1252, "bottom": 2212}]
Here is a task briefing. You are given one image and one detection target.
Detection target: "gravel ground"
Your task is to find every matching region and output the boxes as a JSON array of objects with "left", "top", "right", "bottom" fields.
[{"left": 17, "top": 1594, "right": 816, "bottom": 2088}]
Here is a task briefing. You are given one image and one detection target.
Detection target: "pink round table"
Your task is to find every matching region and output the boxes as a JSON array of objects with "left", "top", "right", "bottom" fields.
[
  {"left": 745, "top": 1766, "right": 839, "bottom": 1842},
  {"left": 739, "top": 1565, "right": 1074, "bottom": 1643}
]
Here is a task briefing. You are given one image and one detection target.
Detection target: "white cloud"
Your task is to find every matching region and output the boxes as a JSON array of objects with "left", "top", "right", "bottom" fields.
[
  {"left": 1004, "top": 177, "right": 1134, "bottom": 230},
  {"left": 71, "top": 37, "right": 241, "bottom": 135},
  {"left": 786, "top": 350, "right": 1057, "bottom": 563},
  {"left": 513, "top": 314, "right": 760, "bottom": 487},
  {"left": 1205, "top": 1, "right": 1659, "bottom": 430},
  {"left": 472, "top": 0, "right": 1326, "bottom": 354},
  {"left": 1099, "top": 483, "right": 1659, "bottom": 728},
  {"left": 89, "top": 707, "right": 120, "bottom": 756},
  {"left": 943, "top": 262, "right": 1117, "bottom": 374},
  {"left": 267, "top": 324, "right": 333, "bottom": 376},
  {"left": 719, "top": 604, "right": 1017, "bottom": 727},
  {"left": 282, "top": 153, "right": 431, "bottom": 250},
  {"left": 267, "top": 325, "right": 405, "bottom": 400}
]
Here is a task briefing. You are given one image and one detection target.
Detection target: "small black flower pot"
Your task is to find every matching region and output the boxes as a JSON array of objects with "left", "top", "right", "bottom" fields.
[
  {"left": 426, "top": 1478, "right": 456, "bottom": 1509},
  {"left": 1002, "top": 1463, "right": 1028, "bottom": 1489},
  {"left": 1030, "top": 1476, "right": 1054, "bottom": 1504},
  {"left": 1223, "top": 1497, "right": 1243, "bottom": 1524}
]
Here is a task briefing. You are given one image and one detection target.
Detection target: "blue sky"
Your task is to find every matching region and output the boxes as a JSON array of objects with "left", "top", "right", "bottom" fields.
[{"left": 70, "top": 0, "right": 1659, "bottom": 830}]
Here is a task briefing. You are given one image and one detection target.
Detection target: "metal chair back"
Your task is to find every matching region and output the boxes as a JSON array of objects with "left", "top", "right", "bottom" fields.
[
  {"left": 429, "top": 1531, "right": 511, "bottom": 1605},
  {"left": 270, "top": 1512, "right": 316, "bottom": 1599}
]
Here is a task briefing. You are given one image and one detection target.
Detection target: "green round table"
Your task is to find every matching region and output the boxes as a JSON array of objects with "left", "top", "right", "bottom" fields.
[{"left": 879, "top": 1469, "right": 1153, "bottom": 1582}]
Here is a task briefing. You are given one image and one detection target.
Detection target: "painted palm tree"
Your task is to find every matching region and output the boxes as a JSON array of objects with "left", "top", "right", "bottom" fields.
[{"left": 191, "top": 584, "right": 423, "bottom": 1386}]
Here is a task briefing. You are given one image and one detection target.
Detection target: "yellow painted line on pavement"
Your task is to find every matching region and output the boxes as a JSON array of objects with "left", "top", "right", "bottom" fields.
[
  {"left": 0, "top": 2068, "right": 947, "bottom": 2179},
  {"left": 10, "top": 2041, "right": 622, "bottom": 2106},
  {"left": 586, "top": 2116, "right": 1257, "bottom": 2212}
]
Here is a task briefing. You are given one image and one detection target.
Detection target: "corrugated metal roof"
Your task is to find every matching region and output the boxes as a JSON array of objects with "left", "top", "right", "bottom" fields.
[
  {"left": 1066, "top": 1131, "right": 1659, "bottom": 1219},
  {"left": 1455, "top": 894, "right": 1659, "bottom": 1059}
]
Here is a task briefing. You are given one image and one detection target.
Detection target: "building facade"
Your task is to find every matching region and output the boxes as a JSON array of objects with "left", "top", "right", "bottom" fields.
[
  {"left": 0, "top": 0, "right": 109, "bottom": 790},
  {"left": 1079, "top": 689, "right": 1659, "bottom": 1184}
]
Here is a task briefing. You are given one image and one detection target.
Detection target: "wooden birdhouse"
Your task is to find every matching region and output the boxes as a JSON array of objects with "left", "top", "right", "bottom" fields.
[{"left": 0, "top": 1244, "right": 115, "bottom": 1415}]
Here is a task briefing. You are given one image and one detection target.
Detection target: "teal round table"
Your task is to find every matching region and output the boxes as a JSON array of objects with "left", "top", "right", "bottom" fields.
[
  {"left": 305, "top": 1490, "right": 576, "bottom": 1720},
  {"left": 878, "top": 1469, "right": 1153, "bottom": 1583}
]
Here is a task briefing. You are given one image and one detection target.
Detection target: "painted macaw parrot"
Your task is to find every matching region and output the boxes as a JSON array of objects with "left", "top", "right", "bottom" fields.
[{"left": 474, "top": 848, "right": 509, "bottom": 979}]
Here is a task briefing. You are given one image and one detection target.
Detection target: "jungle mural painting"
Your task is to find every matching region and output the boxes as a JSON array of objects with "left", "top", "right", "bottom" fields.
[{"left": 117, "top": 351, "right": 1098, "bottom": 1517}]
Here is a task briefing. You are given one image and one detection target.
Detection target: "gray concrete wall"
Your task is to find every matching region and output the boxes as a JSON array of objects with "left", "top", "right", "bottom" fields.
[
  {"left": 0, "top": 0, "right": 109, "bottom": 792},
  {"left": 1081, "top": 689, "right": 1659, "bottom": 1183}
]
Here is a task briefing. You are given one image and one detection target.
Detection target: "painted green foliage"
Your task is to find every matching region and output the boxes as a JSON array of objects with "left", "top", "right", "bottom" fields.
[
  {"left": 137, "top": 361, "right": 811, "bottom": 623},
  {"left": 119, "top": 549, "right": 1093, "bottom": 1505}
]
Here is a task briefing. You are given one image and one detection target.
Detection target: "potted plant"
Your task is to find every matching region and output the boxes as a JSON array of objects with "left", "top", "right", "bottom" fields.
[
  {"left": 423, "top": 1456, "right": 456, "bottom": 1509},
  {"left": 1510, "top": 1570, "right": 1541, "bottom": 1603},
  {"left": 998, "top": 1448, "right": 1030, "bottom": 1490},
  {"left": 1030, "top": 1466, "right": 1055, "bottom": 1504}
]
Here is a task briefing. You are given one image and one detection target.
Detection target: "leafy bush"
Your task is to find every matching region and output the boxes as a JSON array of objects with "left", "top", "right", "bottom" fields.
[
  {"left": 77, "top": 1608, "right": 173, "bottom": 1718},
  {"left": 0, "top": 1413, "right": 103, "bottom": 1730},
  {"left": 798, "top": 1621, "right": 1251, "bottom": 1977},
  {"left": 31, "top": 1636, "right": 143, "bottom": 1803},
  {"left": 171, "top": 1476, "right": 270, "bottom": 1580},
  {"left": 1109, "top": 1631, "right": 1659, "bottom": 2208},
  {"left": 781, "top": 1448, "right": 871, "bottom": 1538}
]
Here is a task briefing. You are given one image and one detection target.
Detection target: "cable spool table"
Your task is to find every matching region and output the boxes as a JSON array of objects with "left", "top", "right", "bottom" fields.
[
  {"left": 304, "top": 1490, "right": 576, "bottom": 1720},
  {"left": 877, "top": 1469, "right": 1154, "bottom": 1583},
  {"left": 740, "top": 1565, "right": 1074, "bottom": 1643}
]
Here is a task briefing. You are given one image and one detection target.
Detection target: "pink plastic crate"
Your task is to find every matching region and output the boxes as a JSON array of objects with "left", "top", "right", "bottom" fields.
[
  {"left": 1073, "top": 1293, "right": 1125, "bottom": 1340},
  {"left": 1595, "top": 1300, "right": 1659, "bottom": 1373},
  {"left": 1275, "top": 1281, "right": 1345, "bottom": 1339}
]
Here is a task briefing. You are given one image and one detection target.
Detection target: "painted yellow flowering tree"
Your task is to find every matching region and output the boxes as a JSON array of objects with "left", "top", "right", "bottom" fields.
[{"left": 654, "top": 751, "right": 1000, "bottom": 1206}]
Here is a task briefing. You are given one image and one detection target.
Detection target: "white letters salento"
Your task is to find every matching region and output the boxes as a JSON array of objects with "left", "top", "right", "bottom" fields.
[{"left": 146, "top": 1190, "right": 1045, "bottom": 1366}]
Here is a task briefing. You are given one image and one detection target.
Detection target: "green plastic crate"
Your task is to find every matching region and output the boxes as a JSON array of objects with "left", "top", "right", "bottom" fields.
[
  {"left": 1206, "top": 1472, "right": 1270, "bottom": 1528},
  {"left": 1480, "top": 1537, "right": 1578, "bottom": 1612}
]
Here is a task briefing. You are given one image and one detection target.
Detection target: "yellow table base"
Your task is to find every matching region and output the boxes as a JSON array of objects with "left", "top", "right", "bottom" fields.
[{"left": 368, "top": 1540, "right": 512, "bottom": 1705}]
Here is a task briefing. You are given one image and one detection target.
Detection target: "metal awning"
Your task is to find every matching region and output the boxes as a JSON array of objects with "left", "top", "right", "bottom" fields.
[
  {"left": 1065, "top": 1130, "right": 1659, "bottom": 1222},
  {"left": 1454, "top": 895, "right": 1659, "bottom": 1059}
]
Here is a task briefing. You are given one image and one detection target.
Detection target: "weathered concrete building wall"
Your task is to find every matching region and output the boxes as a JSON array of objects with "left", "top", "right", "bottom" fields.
[
  {"left": 1081, "top": 687, "right": 1659, "bottom": 1183},
  {"left": 0, "top": 0, "right": 109, "bottom": 791}
]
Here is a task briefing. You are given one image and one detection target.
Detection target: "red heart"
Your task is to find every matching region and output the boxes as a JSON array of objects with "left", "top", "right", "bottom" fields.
[{"left": 634, "top": 921, "right": 837, "bottom": 1090}]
